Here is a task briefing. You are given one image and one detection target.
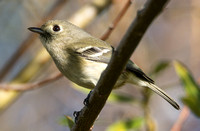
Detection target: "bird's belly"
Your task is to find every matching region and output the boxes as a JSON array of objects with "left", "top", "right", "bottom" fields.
[
  {"left": 60, "top": 59, "right": 128, "bottom": 89},
  {"left": 81, "top": 60, "right": 107, "bottom": 88},
  {"left": 60, "top": 59, "right": 107, "bottom": 89},
  {"left": 79, "top": 60, "right": 129, "bottom": 89}
]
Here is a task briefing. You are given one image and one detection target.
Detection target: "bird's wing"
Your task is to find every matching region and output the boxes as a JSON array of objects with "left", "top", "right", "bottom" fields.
[
  {"left": 73, "top": 38, "right": 153, "bottom": 84},
  {"left": 75, "top": 46, "right": 113, "bottom": 64},
  {"left": 126, "top": 60, "right": 154, "bottom": 84}
]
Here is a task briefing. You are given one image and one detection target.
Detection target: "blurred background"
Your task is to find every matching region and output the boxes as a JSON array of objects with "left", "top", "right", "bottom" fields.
[{"left": 0, "top": 0, "right": 200, "bottom": 131}]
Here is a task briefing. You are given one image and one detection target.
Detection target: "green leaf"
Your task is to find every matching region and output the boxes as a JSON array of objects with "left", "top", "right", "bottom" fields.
[
  {"left": 106, "top": 117, "right": 144, "bottom": 131},
  {"left": 108, "top": 92, "right": 136, "bottom": 103},
  {"left": 149, "top": 60, "right": 170, "bottom": 76},
  {"left": 174, "top": 61, "right": 200, "bottom": 117},
  {"left": 58, "top": 116, "right": 74, "bottom": 129}
]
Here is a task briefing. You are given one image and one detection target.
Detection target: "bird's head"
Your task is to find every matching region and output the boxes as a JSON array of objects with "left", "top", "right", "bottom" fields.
[{"left": 28, "top": 20, "right": 89, "bottom": 47}]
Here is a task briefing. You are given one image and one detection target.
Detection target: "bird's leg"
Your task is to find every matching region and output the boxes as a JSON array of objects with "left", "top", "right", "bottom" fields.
[{"left": 83, "top": 90, "right": 93, "bottom": 106}]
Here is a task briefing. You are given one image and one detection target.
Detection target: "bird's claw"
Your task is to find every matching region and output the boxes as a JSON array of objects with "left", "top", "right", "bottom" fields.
[
  {"left": 73, "top": 111, "right": 81, "bottom": 124},
  {"left": 83, "top": 90, "right": 93, "bottom": 106}
]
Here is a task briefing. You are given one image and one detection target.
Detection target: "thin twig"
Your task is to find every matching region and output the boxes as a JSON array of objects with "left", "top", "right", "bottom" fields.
[
  {"left": 198, "top": 77, "right": 200, "bottom": 84},
  {"left": 0, "top": 0, "right": 67, "bottom": 81},
  {"left": 0, "top": 73, "right": 63, "bottom": 91},
  {"left": 100, "top": 0, "right": 132, "bottom": 41},
  {"left": 171, "top": 106, "right": 190, "bottom": 131},
  {"left": 72, "top": 0, "right": 169, "bottom": 130}
]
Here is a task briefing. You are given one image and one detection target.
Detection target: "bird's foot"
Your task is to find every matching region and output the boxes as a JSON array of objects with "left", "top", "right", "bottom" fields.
[
  {"left": 83, "top": 90, "right": 93, "bottom": 106},
  {"left": 73, "top": 110, "right": 81, "bottom": 124}
]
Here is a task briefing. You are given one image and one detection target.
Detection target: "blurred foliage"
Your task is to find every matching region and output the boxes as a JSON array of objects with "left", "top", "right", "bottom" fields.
[
  {"left": 149, "top": 60, "right": 171, "bottom": 77},
  {"left": 106, "top": 117, "right": 144, "bottom": 131},
  {"left": 108, "top": 92, "right": 137, "bottom": 103},
  {"left": 58, "top": 115, "right": 74, "bottom": 129},
  {"left": 174, "top": 61, "right": 200, "bottom": 117}
]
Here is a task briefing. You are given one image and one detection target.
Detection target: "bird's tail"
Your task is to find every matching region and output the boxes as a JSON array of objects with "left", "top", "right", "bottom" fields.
[{"left": 144, "top": 82, "right": 180, "bottom": 110}]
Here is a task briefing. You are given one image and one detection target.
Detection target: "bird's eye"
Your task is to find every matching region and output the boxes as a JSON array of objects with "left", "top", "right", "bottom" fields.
[{"left": 53, "top": 25, "right": 60, "bottom": 32}]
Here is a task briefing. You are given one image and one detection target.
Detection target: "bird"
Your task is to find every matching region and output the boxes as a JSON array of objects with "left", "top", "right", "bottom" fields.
[{"left": 28, "top": 20, "right": 180, "bottom": 110}]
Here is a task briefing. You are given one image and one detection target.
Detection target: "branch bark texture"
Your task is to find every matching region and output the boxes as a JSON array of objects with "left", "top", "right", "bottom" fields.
[{"left": 72, "top": 0, "right": 170, "bottom": 130}]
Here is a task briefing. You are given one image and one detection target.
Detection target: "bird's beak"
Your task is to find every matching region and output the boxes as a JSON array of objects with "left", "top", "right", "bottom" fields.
[{"left": 28, "top": 27, "right": 44, "bottom": 34}]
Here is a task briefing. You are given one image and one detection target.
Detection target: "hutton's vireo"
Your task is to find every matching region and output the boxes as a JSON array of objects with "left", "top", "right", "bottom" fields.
[{"left": 28, "top": 20, "right": 180, "bottom": 110}]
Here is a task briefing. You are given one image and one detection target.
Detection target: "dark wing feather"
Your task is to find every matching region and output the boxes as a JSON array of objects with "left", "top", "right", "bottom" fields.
[{"left": 126, "top": 60, "right": 154, "bottom": 84}]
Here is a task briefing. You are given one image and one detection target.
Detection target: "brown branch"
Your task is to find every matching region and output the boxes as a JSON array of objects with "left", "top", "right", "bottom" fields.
[
  {"left": 171, "top": 106, "right": 190, "bottom": 131},
  {"left": 71, "top": 0, "right": 170, "bottom": 130},
  {"left": 100, "top": 0, "right": 132, "bottom": 41},
  {"left": 0, "top": 73, "right": 63, "bottom": 91},
  {"left": 0, "top": 0, "right": 68, "bottom": 81}
]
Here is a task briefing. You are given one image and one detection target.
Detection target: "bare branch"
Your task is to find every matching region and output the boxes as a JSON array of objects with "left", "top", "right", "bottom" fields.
[
  {"left": 0, "top": 73, "right": 63, "bottom": 91},
  {"left": 72, "top": 0, "right": 170, "bottom": 130},
  {"left": 100, "top": 0, "right": 132, "bottom": 41},
  {"left": 171, "top": 106, "right": 190, "bottom": 131}
]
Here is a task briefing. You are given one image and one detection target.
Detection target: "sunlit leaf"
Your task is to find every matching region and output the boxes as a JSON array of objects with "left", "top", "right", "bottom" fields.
[
  {"left": 58, "top": 115, "right": 74, "bottom": 129},
  {"left": 150, "top": 60, "right": 170, "bottom": 76},
  {"left": 108, "top": 92, "right": 136, "bottom": 103},
  {"left": 106, "top": 117, "right": 144, "bottom": 131},
  {"left": 174, "top": 61, "right": 200, "bottom": 117}
]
